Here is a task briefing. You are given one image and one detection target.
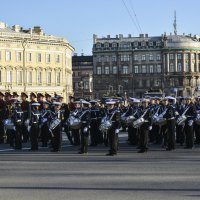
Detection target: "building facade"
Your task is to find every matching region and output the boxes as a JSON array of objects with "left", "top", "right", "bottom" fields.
[
  {"left": 93, "top": 33, "right": 200, "bottom": 98},
  {"left": 0, "top": 21, "right": 74, "bottom": 102},
  {"left": 72, "top": 54, "right": 93, "bottom": 99}
]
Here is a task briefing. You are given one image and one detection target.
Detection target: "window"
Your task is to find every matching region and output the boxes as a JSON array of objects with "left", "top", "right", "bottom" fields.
[
  {"left": 97, "top": 67, "right": 101, "bottom": 75},
  {"left": 104, "top": 43, "right": 109, "bottom": 48},
  {"left": 104, "top": 56, "right": 109, "bottom": 62},
  {"left": 37, "top": 71, "right": 42, "bottom": 85},
  {"left": 96, "top": 43, "right": 101, "bottom": 48},
  {"left": 112, "top": 56, "right": 116, "bottom": 62},
  {"left": 141, "top": 41, "right": 146, "bottom": 47},
  {"left": 56, "top": 72, "right": 61, "bottom": 86},
  {"left": 134, "top": 55, "right": 138, "bottom": 61},
  {"left": 47, "top": 71, "right": 51, "bottom": 85},
  {"left": 139, "top": 80, "right": 143, "bottom": 87},
  {"left": 134, "top": 41, "right": 138, "bottom": 47},
  {"left": 113, "top": 66, "right": 117, "bottom": 74},
  {"left": 6, "top": 51, "right": 11, "bottom": 61},
  {"left": 16, "top": 52, "right": 22, "bottom": 62},
  {"left": 170, "top": 79, "right": 175, "bottom": 87},
  {"left": 112, "top": 43, "right": 117, "bottom": 48},
  {"left": 146, "top": 80, "right": 150, "bottom": 87},
  {"left": 27, "top": 71, "right": 32, "bottom": 84},
  {"left": 149, "top": 42, "right": 153, "bottom": 46},
  {"left": 17, "top": 71, "right": 22, "bottom": 84},
  {"left": 149, "top": 65, "right": 154, "bottom": 73},
  {"left": 185, "top": 53, "right": 189, "bottom": 60},
  {"left": 120, "top": 54, "right": 130, "bottom": 61},
  {"left": 97, "top": 56, "right": 101, "bottom": 62},
  {"left": 27, "top": 52, "right": 32, "bottom": 62},
  {"left": 141, "top": 65, "right": 147, "bottom": 73},
  {"left": 177, "top": 54, "right": 182, "bottom": 60},
  {"left": 191, "top": 54, "right": 195, "bottom": 59},
  {"left": 84, "top": 81, "right": 89, "bottom": 90},
  {"left": 134, "top": 66, "right": 139, "bottom": 73},
  {"left": 149, "top": 55, "right": 154, "bottom": 61},
  {"left": 122, "top": 66, "right": 128, "bottom": 74},
  {"left": 156, "top": 41, "right": 161, "bottom": 46},
  {"left": 157, "top": 64, "right": 162, "bottom": 73},
  {"left": 185, "top": 63, "right": 189, "bottom": 72},
  {"left": 169, "top": 63, "right": 175, "bottom": 72},
  {"left": 156, "top": 54, "right": 161, "bottom": 61},
  {"left": 178, "top": 63, "right": 182, "bottom": 72},
  {"left": 7, "top": 71, "right": 12, "bottom": 83},
  {"left": 46, "top": 54, "right": 51, "bottom": 63},
  {"left": 105, "top": 66, "right": 109, "bottom": 74},
  {"left": 56, "top": 54, "right": 60, "bottom": 63},
  {"left": 169, "top": 54, "right": 174, "bottom": 60},
  {"left": 37, "top": 53, "right": 42, "bottom": 62},
  {"left": 142, "top": 55, "right": 146, "bottom": 61}
]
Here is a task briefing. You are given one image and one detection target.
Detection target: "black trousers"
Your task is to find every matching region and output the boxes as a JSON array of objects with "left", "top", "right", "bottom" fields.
[
  {"left": 64, "top": 125, "right": 73, "bottom": 145},
  {"left": 128, "top": 125, "right": 138, "bottom": 145},
  {"left": 166, "top": 119, "right": 176, "bottom": 150},
  {"left": 30, "top": 124, "right": 40, "bottom": 150},
  {"left": 90, "top": 122, "right": 98, "bottom": 146},
  {"left": 176, "top": 124, "right": 185, "bottom": 145},
  {"left": 107, "top": 128, "right": 118, "bottom": 154},
  {"left": 194, "top": 124, "right": 200, "bottom": 144},
  {"left": 184, "top": 123, "right": 194, "bottom": 148},
  {"left": 80, "top": 125, "right": 89, "bottom": 153},
  {"left": 52, "top": 125, "right": 62, "bottom": 151},
  {"left": 15, "top": 125, "right": 22, "bottom": 149},
  {"left": 41, "top": 123, "right": 50, "bottom": 147},
  {"left": 21, "top": 123, "right": 29, "bottom": 142},
  {"left": 0, "top": 120, "right": 5, "bottom": 143},
  {"left": 139, "top": 124, "right": 149, "bottom": 150},
  {"left": 72, "top": 129, "right": 80, "bottom": 145}
]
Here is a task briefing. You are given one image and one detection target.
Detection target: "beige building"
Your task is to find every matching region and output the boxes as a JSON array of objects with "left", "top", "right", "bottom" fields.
[{"left": 0, "top": 21, "right": 74, "bottom": 102}]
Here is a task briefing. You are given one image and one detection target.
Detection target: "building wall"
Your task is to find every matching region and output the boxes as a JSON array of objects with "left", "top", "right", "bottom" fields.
[
  {"left": 0, "top": 22, "right": 74, "bottom": 102},
  {"left": 93, "top": 33, "right": 200, "bottom": 98}
]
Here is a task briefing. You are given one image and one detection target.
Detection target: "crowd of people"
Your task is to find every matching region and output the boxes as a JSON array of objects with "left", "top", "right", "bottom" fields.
[{"left": 0, "top": 91, "right": 200, "bottom": 155}]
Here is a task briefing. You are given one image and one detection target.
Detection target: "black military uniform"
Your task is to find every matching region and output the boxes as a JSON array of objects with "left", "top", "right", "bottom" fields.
[
  {"left": 194, "top": 98, "right": 200, "bottom": 144},
  {"left": 49, "top": 102, "right": 63, "bottom": 152},
  {"left": 29, "top": 103, "right": 41, "bottom": 151},
  {"left": 163, "top": 97, "right": 176, "bottom": 151},
  {"left": 184, "top": 98, "right": 197, "bottom": 149},
  {"left": 0, "top": 92, "right": 6, "bottom": 144},
  {"left": 90, "top": 100, "right": 100, "bottom": 146},
  {"left": 78, "top": 101, "right": 91, "bottom": 154},
  {"left": 137, "top": 99, "right": 152, "bottom": 153},
  {"left": 106, "top": 101, "right": 121, "bottom": 156},
  {"left": 12, "top": 101, "right": 24, "bottom": 149},
  {"left": 21, "top": 92, "right": 30, "bottom": 143}
]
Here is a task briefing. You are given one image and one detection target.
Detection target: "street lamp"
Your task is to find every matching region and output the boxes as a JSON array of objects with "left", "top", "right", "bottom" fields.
[{"left": 22, "top": 39, "right": 28, "bottom": 92}]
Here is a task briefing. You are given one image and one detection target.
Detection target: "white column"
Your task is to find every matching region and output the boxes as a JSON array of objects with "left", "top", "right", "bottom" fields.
[
  {"left": 182, "top": 52, "right": 185, "bottom": 72},
  {"left": 166, "top": 53, "right": 169, "bottom": 73},
  {"left": 195, "top": 52, "right": 198, "bottom": 72},
  {"left": 174, "top": 53, "right": 177, "bottom": 72}
]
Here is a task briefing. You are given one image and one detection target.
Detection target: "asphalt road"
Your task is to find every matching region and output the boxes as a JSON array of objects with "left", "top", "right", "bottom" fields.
[{"left": 0, "top": 133, "right": 200, "bottom": 200}]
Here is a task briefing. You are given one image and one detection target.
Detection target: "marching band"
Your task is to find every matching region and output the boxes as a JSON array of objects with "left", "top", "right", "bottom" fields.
[{"left": 0, "top": 91, "right": 200, "bottom": 155}]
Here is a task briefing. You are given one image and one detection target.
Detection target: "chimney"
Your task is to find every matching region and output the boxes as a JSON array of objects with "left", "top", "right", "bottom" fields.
[
  {"left": 33, "top": 26, "right": 43, "bottom": 34},
  {"left": 139, "top": 34, "right": 144, "bottom": 38},
  {"left": 116, "top": 35, "right": 118, "bottom": 38},
  {"left": 119, "top": 34, "right": 123, "bottom": 39},
  {"left": 128, "top": 34, "right": 132, "bottom": 38},
  {"left": 107, "top": 35, "right": 110, "bottom": 38},
  {"left": 93, "top": 34, "right": 97, "bottom": 44},
  {"left": 145, "top": 34, "right": 148, "bottom": 38}
]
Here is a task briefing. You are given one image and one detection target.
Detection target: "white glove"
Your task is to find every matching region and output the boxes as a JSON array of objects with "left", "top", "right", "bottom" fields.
[
  {"left": 115, "top": 129, "right": 119, "bottom": 134},
  {"left": 27, "top": 125, "right": 31, "bottom": 132},
  {"left": 188, "top": 120, "right": 193, "bottom": 126},
  {"left": 148, "top": 126, "right": 152, "bottom": 131},
  {"left": 83, "top": 127, "right": 88, "bottom": 133},
  {"left": 175, "top": 111, "right": 179, "bottom": 116},
  {"left": 126, "top": 127, "right": 128, "bottom": 132}
]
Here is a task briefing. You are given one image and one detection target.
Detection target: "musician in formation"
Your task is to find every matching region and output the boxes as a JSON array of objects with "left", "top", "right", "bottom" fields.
[{"left": 0, "top": 91, "right": 199, "bottom": 155}]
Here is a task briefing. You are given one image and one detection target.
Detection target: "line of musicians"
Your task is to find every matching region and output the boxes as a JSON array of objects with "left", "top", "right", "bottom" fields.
[{"left": 0, "top": 91, "right": 200, "bottom": 155}]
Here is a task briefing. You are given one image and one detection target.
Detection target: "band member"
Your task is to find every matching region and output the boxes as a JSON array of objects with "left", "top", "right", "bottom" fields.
[
  {"left": 126, "top": 98, "right": 140, "bottom": 146},
  {"left": 12, "top": 100, "right": 24, "bottom": 149},
  {"left": 194, "top": 96, "right": 200, "bottom": 144},
  {"left": 37, "top": 93, "right": 44, "bottom": 111},
  {"left": 175, "top": 97, "right": 185, "bottom": 145},
  {"left": 89, "top": 100, "right": 100, "bottom": 146},
  {"left": 49, "top": 102, "right": 63, "bottom": 152},
  {"left": 78, "top": 100, "right": 91, "bottom": 154},
  {"left": 12, "top": 92, "right": 19, "bottom": 100},
  {"left": 163, "top": 97, "right": 176, "bottom": 151},
  {"left": 137, "top": 98, "right": 152, "bottom": 153},
  {"left": 40, "top": 101, "right": 51, "bottom": 147},
  {"left": 105, "top": 100, "right": 121, "bottom": 156},
  {"left": 29, "top": 102, "right": 41, "bottom": 151},
  {"left": 30, "top": 92, "right": 37, "bottom": 104},
  {"left": 0, "top": 92, "right": 6, "bottom": 144},
  {"left": 184, "top": 97, "right": 197, "bottom": 149},
  {"left": 21, "top": 92, "right": 30, "bottom": 143}
]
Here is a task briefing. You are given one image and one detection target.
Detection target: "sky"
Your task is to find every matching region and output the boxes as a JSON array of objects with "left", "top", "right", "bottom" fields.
[{"left": 1, "top": 0, "right": 200, "bottom": 55}]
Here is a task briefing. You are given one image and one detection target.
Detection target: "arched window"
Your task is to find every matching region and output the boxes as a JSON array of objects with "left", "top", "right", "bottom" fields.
[{"left": 169, "top": 63, "right": 175, "bottom": 72}]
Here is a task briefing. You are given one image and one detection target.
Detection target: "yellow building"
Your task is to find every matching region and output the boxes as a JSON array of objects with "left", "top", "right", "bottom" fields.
[{"left": 0, "top": 21, "right": 74, "bottom": 102}]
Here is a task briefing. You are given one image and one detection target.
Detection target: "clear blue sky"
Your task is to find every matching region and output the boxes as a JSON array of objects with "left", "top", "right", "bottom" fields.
[{"left": 1, "top": 0, "right": 200, "bottom": 55}]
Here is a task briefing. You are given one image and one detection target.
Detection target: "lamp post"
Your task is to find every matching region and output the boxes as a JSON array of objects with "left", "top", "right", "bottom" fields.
[{"left": 22, "top": 39, "right": 28, "bottom": 92}]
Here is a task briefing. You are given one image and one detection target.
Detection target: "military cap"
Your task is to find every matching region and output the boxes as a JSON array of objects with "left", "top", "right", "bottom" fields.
[
  {"left": 53, "top": 102, "right": 62, "bottom": 106},
  {"left": 89, "top": 100, "right": 97, "bottom": 105},
  {"left": 141, "top": 98, "right": 150, "bottom": 103},
  {"left": 12, "top": 92, "right": 19, "bottom": 97},
  {"left": 5, "top": 92, "right": 12, "bottom": 97},
  {"left": 37, "top": 93, "right": 44, "bottom": 98},
  {"left": 21, "top": 92, "right": 28, "bottom": 98},
  {"left": 45, "top": 93, "right": 51, "bottom": 98},
  {"left": 0, "top": 92, "right": 4, "bottom": 97},
  {"left": 30, "top": 92, "right": 37, "bottom": 98}
]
